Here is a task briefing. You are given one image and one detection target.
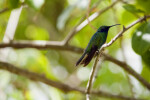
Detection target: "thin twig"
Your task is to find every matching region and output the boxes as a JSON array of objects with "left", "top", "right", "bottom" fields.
[
  {"left": 0, "top": 61, "right": 143, "bottom": 100},
  {"left": 86, "top": 0, "right": 97, "bottom": 31},
  {"left": 0, "top": 61, "right": 82, "bottom": 93},
  {"left": 85, "top": 15, "right": 150, "bottom": 97},
  {"left": 63, "top": 0, "right": 103, "bottom": 45},
  {"left": 63, "top": 0, "right": 121, "bottom": 45},
  {"left": 86, "top": 57, "right": 104, "bottom": 100},
  {"left": 92, "top": 90, "right": 144, "bottom": 100},
  {"left": 112, "top": 7, "right": 135, "bottom": 96},
  {"left": 0, "top": 40, "right": 83, "bottom": 53},
  {"left": 85, "top": 44, "right": 105, "bottom": 98},
  {"left": 105, "top": 15, "right": 150, "bottom": 47},
  {"left": 0, "top": 8, "right": 9, "bottom": 14},
  {"left": 0, "top": 16, "right": 150, "bottom": 91}
]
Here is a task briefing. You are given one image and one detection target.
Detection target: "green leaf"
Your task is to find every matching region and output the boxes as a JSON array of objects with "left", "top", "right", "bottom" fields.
[
  {"left": 141, "top": 61, "right": 150, "bottom": 82},
  {"left": 132, "top": 22, "right": 150, "bottom": 55},
  {"left": 136, "top": 0, "right": 150, "bottom": 13},
  {"left": 123, "top": 4, "right": 144, "bottom": 13},
  {"left": 142, "top": 50, "right": 150, "bottom": 67},
  {"left": 8, "top": 0, "right": 19, "bottom": 9}
]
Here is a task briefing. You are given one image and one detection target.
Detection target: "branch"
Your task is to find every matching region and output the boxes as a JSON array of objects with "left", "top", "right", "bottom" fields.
[
  {"left": 0, "top": 15, "right": 150, "bottom": 91},
  {"left": 86, "top": 44, "right": 105, "bottom": 96},
  {"left": 86, "top": 0, "right": 97, "bottom": 32},
  {"left": 0, "top": 40, "right": 83, "bottom": 53},
  {"left": 0, "top": 8, "right": 9, "bottom": 14},
  {"left": 86, "top": 15, "right": 150, "bottom": 97},
  {"left": 103, "top": 54, "right": 150, "bottom": 90},
  {"left": 0, "top": 61, "right": 143, "bottom": 100},
  {"left": 92, "top": 90, "right": 144, "bottom": 100},
  {"left": 86, "top": 57, "right": 104, "bottom": 100},
  {"left": 105, "top": 15, "right": 150, "bottom": 47},
  {"left": 63, "top": 0, "right": 121, "bottom": 45},
  {"left": 0, "top": 61, "right": 82, "bottom": 93},
  {"left": 0, "top": 41, "right": 150, "bottom": 91}
]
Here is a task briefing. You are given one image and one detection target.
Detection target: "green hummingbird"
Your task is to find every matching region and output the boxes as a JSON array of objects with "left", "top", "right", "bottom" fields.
[{"left": 76, "top": 24, "right": 120, "bottom": 67}]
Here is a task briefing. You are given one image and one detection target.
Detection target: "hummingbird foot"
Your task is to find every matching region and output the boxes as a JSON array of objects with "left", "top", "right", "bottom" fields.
[{"left": 95, "top": 50, "right": 99, "bottom": 56}]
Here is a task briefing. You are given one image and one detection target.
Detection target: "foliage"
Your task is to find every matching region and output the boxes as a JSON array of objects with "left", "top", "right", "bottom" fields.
[{"left": 0, "top": 0, "right": 150, "bottom": 100}]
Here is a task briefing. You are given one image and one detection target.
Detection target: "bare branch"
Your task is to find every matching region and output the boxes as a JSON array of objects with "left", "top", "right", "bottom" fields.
[
  {"left": 85, "top": 15, "right": 150, "bottom": 98},
  {"left": 0, "top": 15, "right": 150, "bottom": 91},
  {"left": 92, "top": 90, "right": 144, "bottom": 100},
  {"left": 87, "top": 15, "right": 150, "bottom": 94},
  {"left": 63, "top": 0, "right": 121, "bottom": 45},
  {"left": 86, "top": 0, "right": 97, "bottom": 31},
  {"left": 0, "top": 61, "right": 143, "bottom": 100},
  {"left": 0, "top": 40, "right": 83, "bottom": 53},
  {"left": 0, "top": 61, "right": 82, "bottom": 93},
  {"left": 85, "top": 44, "right": 105, "bottom": 97},
  {"left": 0, "top": 8, "right": 9, "bottom": 14},
  {"left": 86, "top": 57, "right": 103, "bottom": 100},
  {"left": 103, "top": 54, "right": 150, "bottom": 90},
  {"left": 106, "top": 15, "right": 150, "bottom": 47}
]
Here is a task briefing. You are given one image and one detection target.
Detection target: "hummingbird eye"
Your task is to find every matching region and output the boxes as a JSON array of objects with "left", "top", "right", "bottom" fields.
[{"left": 101, "top": 27, "right": 106, "bottom": 32}]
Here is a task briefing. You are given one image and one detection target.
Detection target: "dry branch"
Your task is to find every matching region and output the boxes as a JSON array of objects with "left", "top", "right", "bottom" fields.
[
  {"left": 1, "top": 40, "right": 149, "bottom": 91},
  {"left": 0, "top": 61, "right": 143, "bottom": 100},
  {"left": 1, "top": 0, "right": 149, "bottom": 99},
  {"left": 0, "top": 40, "right": 83, "bottom": 53},
  {"left": 103, "top": 54, "right": 150, "bottom": 90},
  {"left": 63, "top": 0, "right": 121, "bottom": 45},
  {"left": 0, "top": 8, "right": 9, "bottom": 14},
  {"left": 0, "top": 61, "right": 82, "bottom": 93},
  {"left": 85, "top": 15, "right": 150, "bottom": 98}
]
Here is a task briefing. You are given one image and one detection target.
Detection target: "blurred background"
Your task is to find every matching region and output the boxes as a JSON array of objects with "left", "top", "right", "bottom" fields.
[{"left": 0, "top": 0, "right": 150, "bottom": 100}]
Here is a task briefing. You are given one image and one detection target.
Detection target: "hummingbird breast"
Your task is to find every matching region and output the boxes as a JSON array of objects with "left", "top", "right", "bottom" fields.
[{"left": 84, "top": 31, "right": 108, "bottom": 53}]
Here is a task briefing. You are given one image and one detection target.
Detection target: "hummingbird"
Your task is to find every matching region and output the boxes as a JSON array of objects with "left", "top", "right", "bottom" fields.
[{"left": 76, "top": 24, "right": 120, "bottom": 67}]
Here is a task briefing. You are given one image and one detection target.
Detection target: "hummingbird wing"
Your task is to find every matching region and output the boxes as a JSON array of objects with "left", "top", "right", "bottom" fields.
[
  {"left": 76, "top": 32, "right": 102, "bottom": 67},
  {"left": 76, "top": 45, "right": 98, "bottom": 67}
]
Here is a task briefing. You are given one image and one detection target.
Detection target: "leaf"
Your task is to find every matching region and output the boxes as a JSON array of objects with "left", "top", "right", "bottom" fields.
[
  {"left": 123, "top": 4, "right": 144, "bottom": 13},
  {"left": 8, "top": 0, "right": 19, "bottom": 9},
  {"left": 132, "top": 22, "right": 150, "bottom": 55},
  {"left": 136, "top": 0, "right": 150, "bottom": 13},
  {"left": 142, "top": 50, "right": 150, "bottom": 67},
  {"left": 141, "top": 60, "right": 150, "bottom": 82}
]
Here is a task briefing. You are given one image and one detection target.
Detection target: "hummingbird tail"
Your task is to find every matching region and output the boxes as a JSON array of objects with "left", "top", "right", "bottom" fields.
[
  {"left": 76, "top": 46, "right": 98, "bottom": 67},
  {"left": 76, "top": 52, "right": 87, "bottom": 67}
]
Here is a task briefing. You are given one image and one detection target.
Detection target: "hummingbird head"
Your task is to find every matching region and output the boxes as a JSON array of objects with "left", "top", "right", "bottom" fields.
[{"left": 97, "top": 24, "right": 120, "bottom": 32}]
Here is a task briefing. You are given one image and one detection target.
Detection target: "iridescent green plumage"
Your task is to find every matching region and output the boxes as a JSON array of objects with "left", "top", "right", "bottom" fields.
[{"left": 76, "top": 24, "right": 120, "bottom": 67}]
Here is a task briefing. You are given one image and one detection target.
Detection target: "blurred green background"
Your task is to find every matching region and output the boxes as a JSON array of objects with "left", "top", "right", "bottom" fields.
[{"left": 0, "top": 0, "right": 150, "bottom": 100}]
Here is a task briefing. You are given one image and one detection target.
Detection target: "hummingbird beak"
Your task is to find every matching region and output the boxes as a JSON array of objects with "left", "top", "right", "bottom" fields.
[{"left": 109, "top": 24, "right": 120, "bottom": 28}]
